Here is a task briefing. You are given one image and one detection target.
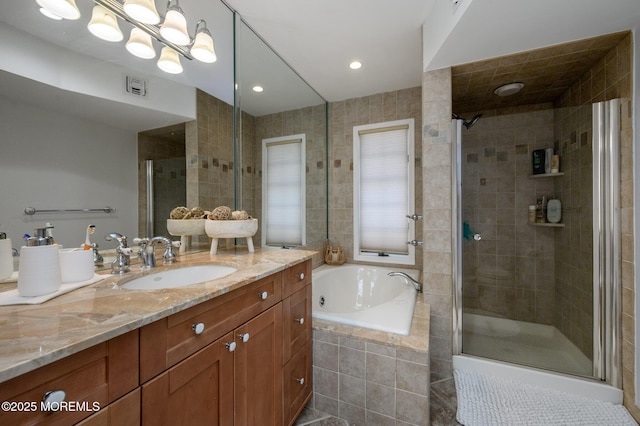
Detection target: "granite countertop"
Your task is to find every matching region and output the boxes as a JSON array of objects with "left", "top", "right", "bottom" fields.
[{"left": 0, "top": 247, "right": 316, "bottom": 383}]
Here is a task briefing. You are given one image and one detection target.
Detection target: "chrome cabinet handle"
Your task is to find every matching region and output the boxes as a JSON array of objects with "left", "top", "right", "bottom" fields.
[
  {"left": 225, "top": 341, "right": 236, "bottom": 352},
  {"left": 294, "top": 317, "right": 305, "bottom": 325},
  {"left": 192, "top": 322, "right": 205, "bottom": 335},
  {"left": 258, "top": 291, "right": 268, "bottom": 300},
  {"left": 297, "top": 272, "right": 305, "bottom": 280},
  {"left": 295, "top": 377, "right": 305, "bottom": 385},
  {"left": 41, "top": 390, "right": 66, "bottom": 411},
  {"left": 238, "top": 333, "right": 250, "bottom": 343}
]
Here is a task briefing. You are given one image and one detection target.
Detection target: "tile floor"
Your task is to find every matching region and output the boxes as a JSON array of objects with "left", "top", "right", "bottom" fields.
[{"left": 294, "top": 377, "right": 462, "bottom": 425}]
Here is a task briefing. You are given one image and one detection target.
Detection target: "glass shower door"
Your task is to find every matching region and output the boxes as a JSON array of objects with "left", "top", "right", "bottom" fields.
[{"left": 453, "top": 102, "right": 620, "bottom": 381}]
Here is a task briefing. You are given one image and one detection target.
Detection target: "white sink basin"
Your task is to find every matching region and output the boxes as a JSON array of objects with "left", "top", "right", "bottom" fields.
[{"left": 121, "top": 265, "right": 237, "bottom": 290}]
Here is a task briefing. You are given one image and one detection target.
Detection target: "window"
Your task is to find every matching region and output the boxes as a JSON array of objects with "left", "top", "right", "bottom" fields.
[
  {"left": 353, "top": 119, "right": 415, "bottom": 265},
  {"left": 262, "top": 135, "right": 306, "bottom": 246}
]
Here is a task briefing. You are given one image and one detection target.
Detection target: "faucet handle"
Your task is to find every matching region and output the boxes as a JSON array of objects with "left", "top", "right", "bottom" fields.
[
  {"left": 105, "top": 233, "right": 128, "bottom": 247},
  {"left": 162, "top": 240, "right": 180, "bottom": 264}
]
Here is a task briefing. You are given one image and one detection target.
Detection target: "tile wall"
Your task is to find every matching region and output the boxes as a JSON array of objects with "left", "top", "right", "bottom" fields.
[
  {"left": 460, "top": 105, "right": 557, "bottom": 324},
  {"left": 186, "top": 90, "right": 235, "bottom": 215},
  {"left": 327, "top": 87, "right": 423, "bottom": 270},
  {"left": 137, "top": 129, "right": 186, "bottom": 236},
  {"left": 245, "top": 104, "right": 328, "bottom": 248},
  {"left": 312, "top": 330, "right": 430, "bottom": 425},
  {"left": 421, "top": 68, "right": 454, "bottom": 382}
]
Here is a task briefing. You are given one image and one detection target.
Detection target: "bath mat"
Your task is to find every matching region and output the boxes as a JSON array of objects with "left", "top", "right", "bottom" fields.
[{"left": 454, "top": 369, "right": 638, "bottom": 425}]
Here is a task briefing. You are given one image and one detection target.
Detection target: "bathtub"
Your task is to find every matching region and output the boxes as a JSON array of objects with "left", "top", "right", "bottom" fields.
[{"left": 312, "top": 263, "right": 418, "bottom": 335}]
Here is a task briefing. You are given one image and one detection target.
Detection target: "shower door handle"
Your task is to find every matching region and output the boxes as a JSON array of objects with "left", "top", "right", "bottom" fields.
[{"left": 473, "top": 234, "right": 482, "bottom": 241}]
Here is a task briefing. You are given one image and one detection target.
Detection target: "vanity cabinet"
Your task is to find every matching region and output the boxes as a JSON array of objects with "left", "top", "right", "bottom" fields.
[
  {"left": 139, "top": 272, "right": 282, "bottom": 383},
  {"left": 139, "top": 259, "right": 312, "bottom": 426},
  {"left": 0, "top": 330, "right": 138, "bottom": 426},
  {"left": 282, "top": 261, "right": 313, "bottom": 426},
  {"left": 0, "top": 259, "right": 313, "bottom": 426}
]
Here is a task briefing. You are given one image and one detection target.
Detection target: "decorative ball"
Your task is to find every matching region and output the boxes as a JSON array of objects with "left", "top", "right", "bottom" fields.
[
  {"left": 209, "top": 206, "right": 232, "bottom": 220},
  {"left": 190, "top": 207, "right": 206, "bottom": 219},
  {"left": 170, "top": 206, "right": 189, "bottom": 219},
  {"left": 231, "top": 210, "right": 250, "bottom": 220}
]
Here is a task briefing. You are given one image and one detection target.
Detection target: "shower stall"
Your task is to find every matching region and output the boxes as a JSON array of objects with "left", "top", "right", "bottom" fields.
[{"left": 452, "top": 100, "right": 622, "bottom": 387}]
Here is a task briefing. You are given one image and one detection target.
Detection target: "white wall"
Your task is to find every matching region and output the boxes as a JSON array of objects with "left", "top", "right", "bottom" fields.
[{"left": 0, "top": 96, "right": 138, "bottom": 251}]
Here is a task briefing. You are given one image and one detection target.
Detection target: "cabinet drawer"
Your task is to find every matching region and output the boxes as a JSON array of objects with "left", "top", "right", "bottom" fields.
[
  {"left": 283, "top": 340, "right": 312, "bottom": 426},
  {"left": 0, "top": 330, "right": 138, "bottom": 426},
  {"left": 283, "top": 260, "right": 311, "bottom": 298},
  {"left": 282, "top": 284, "right": 311, "bottom": 363},
  {"left": 140, "top": 272, "right": 282, "bottom": 383}
]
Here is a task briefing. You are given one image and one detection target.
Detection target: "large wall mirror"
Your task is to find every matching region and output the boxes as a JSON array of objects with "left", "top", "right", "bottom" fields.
[{"left": 0, "top": 0, "right": 327, "bottom": 253}]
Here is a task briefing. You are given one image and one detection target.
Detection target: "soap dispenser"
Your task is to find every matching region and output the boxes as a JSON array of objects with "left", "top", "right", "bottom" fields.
[
  {"left": 25, "top": 224, "right": 55, "bottom": 246},
  {"left": 17, "top": 224, "right": 61, "bottom": 297}
]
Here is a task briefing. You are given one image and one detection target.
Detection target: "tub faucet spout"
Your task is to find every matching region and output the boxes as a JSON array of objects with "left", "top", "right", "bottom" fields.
[{"left": 387, "top": 271, "right": 422, "bottom": 293}]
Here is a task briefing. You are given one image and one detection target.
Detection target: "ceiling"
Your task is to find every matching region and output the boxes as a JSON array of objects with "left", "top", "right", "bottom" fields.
[
  {"left": 451, "top": 31, "right": 630, "bottom": 113},
  {"left": 226, "top": 0, "right": 640, "bottom": 105},
  {"left": 3, "top": 0, "right": 640, "bottom": 119}
]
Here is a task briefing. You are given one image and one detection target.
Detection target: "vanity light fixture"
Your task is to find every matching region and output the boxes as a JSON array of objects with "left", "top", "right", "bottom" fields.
[
  {"left": 190, "top": 20, "right": 216, "bottom": 63},
  {"left": 123, "top": 0, "right": 160, "bottom": 24},
  {"left": 349, "top": 60, "right": 362, "bottom": 70},
  {"left": 494, "top": 82, "right": 525, "bottom": 96},
  {"left": 34, "top": 0, "right": 217, "bottom": 75},
  {"left": 157, "top": 46, "right": 183, "bottom": 74},
  {"left": 87, "top": 4, "right": 124, "bottom": 42},
  {"left": 36, "top": 0, "right": 81, "bottom": 20},
  {"left": 126, "top": 27, "right": 156, "bottom": 59},
  {"left": 160, "top": 0, "right": 190, "bottom": 45}
]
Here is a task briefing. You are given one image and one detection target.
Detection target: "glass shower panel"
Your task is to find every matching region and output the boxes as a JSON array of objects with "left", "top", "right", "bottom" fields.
[{"left": 458, "top": 105, "right": 596, "bottom": 378}]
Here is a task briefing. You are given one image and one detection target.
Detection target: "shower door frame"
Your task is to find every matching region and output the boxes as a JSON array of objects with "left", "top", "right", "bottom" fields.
[{"left": 451, "top": 100, "right": 622, "bottom": 386}]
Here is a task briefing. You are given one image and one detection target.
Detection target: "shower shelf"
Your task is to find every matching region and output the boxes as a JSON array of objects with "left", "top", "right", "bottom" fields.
[
  {"left": 529, "top": 222, "right": 565, "bottom": 228},
  {"left": 528, "top": 172, "right": 564, "bottom": 179}
]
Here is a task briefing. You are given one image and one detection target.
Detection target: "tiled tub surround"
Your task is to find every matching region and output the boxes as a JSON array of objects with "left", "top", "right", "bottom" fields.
[
  {"left": 310, "top": 294, "right": 430, "bottom": 425},
  {"left": 0, "top": 248, "right": 315, "bottom": 382}
]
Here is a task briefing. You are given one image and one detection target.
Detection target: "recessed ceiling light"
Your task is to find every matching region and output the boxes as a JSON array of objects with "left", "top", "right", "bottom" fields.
[
  {"left": 252, "top": 86, "right": 264, "bottom": 93},
  {"left": 349, "top": 61, "right": 362, "bottom": 70}
]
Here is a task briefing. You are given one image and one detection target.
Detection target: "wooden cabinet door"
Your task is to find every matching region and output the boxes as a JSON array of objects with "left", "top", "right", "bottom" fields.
[
  {"left": 234, "top": 304, "right": 283, "bottom": 426},
  {"left": 282, "top": 284, "right": 311, "bottom": 363},
  {"left": 77, "top": 388, "right": 140, "bottom": 426},
  {"left": 141, "top": 332, "right": 234, "bottom": 426}
]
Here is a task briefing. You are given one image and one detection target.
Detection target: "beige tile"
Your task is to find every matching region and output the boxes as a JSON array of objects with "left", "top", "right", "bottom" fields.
[
  {"left": 366, "top": 382, "right": 396, "bottom": 417},
  {"left": 366, "top": 353, "right": 396, "bottom": 387}
]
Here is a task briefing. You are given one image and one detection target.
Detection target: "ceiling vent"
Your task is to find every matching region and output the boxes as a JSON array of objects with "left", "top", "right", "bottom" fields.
[{"left": 125, "top": 75, "right": 147, "bottom": 97}]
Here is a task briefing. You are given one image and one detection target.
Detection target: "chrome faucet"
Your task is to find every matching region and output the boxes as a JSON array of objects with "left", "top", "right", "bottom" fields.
[
  {"left": 137, "top": 236, "right": 179, "bottom": 269},
  {"left": 387, "top": 271, "right": 422, "bottom": 293},
  {"left": 105, "top": 233, "right": 132, "bottom": 274}
]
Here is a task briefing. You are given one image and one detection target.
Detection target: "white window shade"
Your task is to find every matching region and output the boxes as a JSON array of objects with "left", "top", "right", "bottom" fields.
[
  {"left": 354, "top": 119, "right": 415, "bottom": 264},
  {"left": 359, "top": 129, "right": 409, "bottom": 253},
  {"left": 262, "top": 135, "right": 306, "bottom": 246}
]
